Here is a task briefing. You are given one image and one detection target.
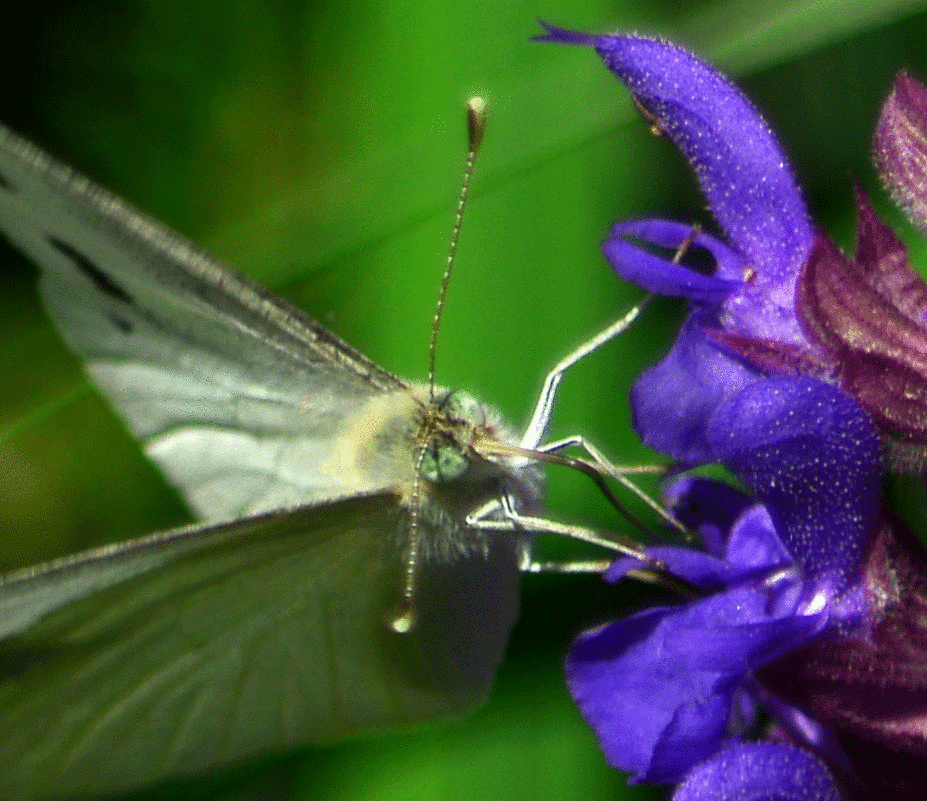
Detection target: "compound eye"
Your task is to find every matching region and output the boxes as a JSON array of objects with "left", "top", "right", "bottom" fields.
[
  {"left": 420, "top": 443, "right": 470, "bottom": 483},
  {"left": 440, "top": 390, "right": 485, "bottom": 425}
]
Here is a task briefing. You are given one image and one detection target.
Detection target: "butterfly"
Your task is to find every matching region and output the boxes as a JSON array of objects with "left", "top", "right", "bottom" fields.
[{"left": 0, "top": 106, "right": 645, "bottom": 801}]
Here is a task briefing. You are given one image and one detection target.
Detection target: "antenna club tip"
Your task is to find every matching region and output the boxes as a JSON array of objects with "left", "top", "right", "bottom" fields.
[
  {"left": 388, "top": 605, "right": 417, "bottom": 634},
  {"left": 466, "top": 97, "right": 487, "bottom": 152}
]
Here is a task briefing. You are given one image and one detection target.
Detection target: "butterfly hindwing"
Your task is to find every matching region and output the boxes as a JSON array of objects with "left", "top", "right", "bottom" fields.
[{"left": 0, "top": 492, "right": 521, "bottom": 801}]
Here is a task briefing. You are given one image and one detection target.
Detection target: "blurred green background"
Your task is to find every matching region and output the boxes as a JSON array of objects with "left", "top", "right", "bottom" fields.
[{"left": 2, "top": 1, "right": 927, "bottom": 799}]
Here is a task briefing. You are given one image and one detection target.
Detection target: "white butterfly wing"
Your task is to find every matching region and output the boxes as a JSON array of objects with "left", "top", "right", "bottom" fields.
[
  {"left": 0, "top": 123, "right": 407, "bottom": 520},
  {"left": 0, "top": 492, "right": 521, "bottom": 801}
]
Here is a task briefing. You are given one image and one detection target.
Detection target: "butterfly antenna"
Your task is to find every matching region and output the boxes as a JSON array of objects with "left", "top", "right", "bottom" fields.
[
  {"left": 391, "top": 100, "right": 488, "bottom": 634},
  {"left": 428, "top": 96, "right": 487, "bottom": 403}
]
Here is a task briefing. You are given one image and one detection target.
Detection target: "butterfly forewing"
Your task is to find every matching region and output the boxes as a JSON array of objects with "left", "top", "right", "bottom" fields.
[
  {"left": 0, "top": 493, "right": 520, "bottom": 801},
  {"left": 0, "top": 123, "right": 407, "bottom": 521}
]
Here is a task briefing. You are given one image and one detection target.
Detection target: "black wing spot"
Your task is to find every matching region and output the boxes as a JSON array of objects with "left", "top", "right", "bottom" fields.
[
  {"left": 48, "top": 236, "right": 134, "bottom": 305},
  {"left": 111, "top": 314, "right": 133, "bottom": 334},
  {"left": 0, "top": 172, "right": 13, "bottom": 191}
]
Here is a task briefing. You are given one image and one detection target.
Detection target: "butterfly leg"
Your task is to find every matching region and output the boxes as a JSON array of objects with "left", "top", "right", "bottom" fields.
[
  {"left": 538, "top": 435, "right": 685, "bottom": 534},
  {"left": 519, "top": 224, "right": 701, "bottom": 453},
  {"left": 467, "top": 493, "right": 657, "bottom": 568},
  {"left": 519, "top": 297, "right": 650, "bottom": 451},
  {"left": 472, "top": 496, "right": 698, "bottom": 596}
]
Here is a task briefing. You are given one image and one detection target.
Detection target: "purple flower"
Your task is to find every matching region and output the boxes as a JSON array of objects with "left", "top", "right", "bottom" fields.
[
  {"left": 536, "top": 24, "right": 927, "bottom": 799},
  {"left": 564, "top": 375, "right": 879, "bottom": 795},
  {"left": 538, "top": 25, "right": 927, "bottom": 472}
]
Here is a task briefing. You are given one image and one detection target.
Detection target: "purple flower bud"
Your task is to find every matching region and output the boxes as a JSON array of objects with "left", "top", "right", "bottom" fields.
[{"left": 875, "top": 71, "right": 927, "bottom": 234}]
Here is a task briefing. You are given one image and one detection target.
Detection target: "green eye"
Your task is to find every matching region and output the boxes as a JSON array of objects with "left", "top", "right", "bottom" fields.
[
  {"left": 441, "top": 391, "right": 485, "bottom": 425},
  {"left": 421, "top": 443, "right": 470, "bottom": 482}
]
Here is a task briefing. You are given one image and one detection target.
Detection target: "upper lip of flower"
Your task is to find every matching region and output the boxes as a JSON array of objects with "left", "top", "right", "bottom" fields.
[
  {"left": 535, "top": 23, "right": 817, "bottom": 464},
  {"left": 536, "top": 21, "right": 814, "bottom": 289}
]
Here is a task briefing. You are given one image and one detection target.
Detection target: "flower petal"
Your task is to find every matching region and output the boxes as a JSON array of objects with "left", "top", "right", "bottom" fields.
[
  {"left": 707, "top": 376, "right": 881, "bottom": 597},
  {"left": 606, "top": 546, "right": 731, "bottom": 591},
  {"left": 630, "top": 310, "right": 761, "bottom": 462},
  {"left": 566, "top": 587, "right": 826, "bottom": 784},
  {"left": 612, "top": 501, "right": 792, "bottom": 587},
  {"left": 874, "top": 70, "right": 927, "bottom": 233},
  {"left": 672, "top": 742, "right": 841, "bottom": 801},
  {"left": 538, "top": 23, "right": 813, "bottom": 282},
  {"left": 604, "top": 220, "right": 744, "bottom": 302},
  {"left": 725, "top": 504, "right": 793, "bottom": 577},
  {"left": 663, "top": 475, "right": 754, "bottom": 557}
]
